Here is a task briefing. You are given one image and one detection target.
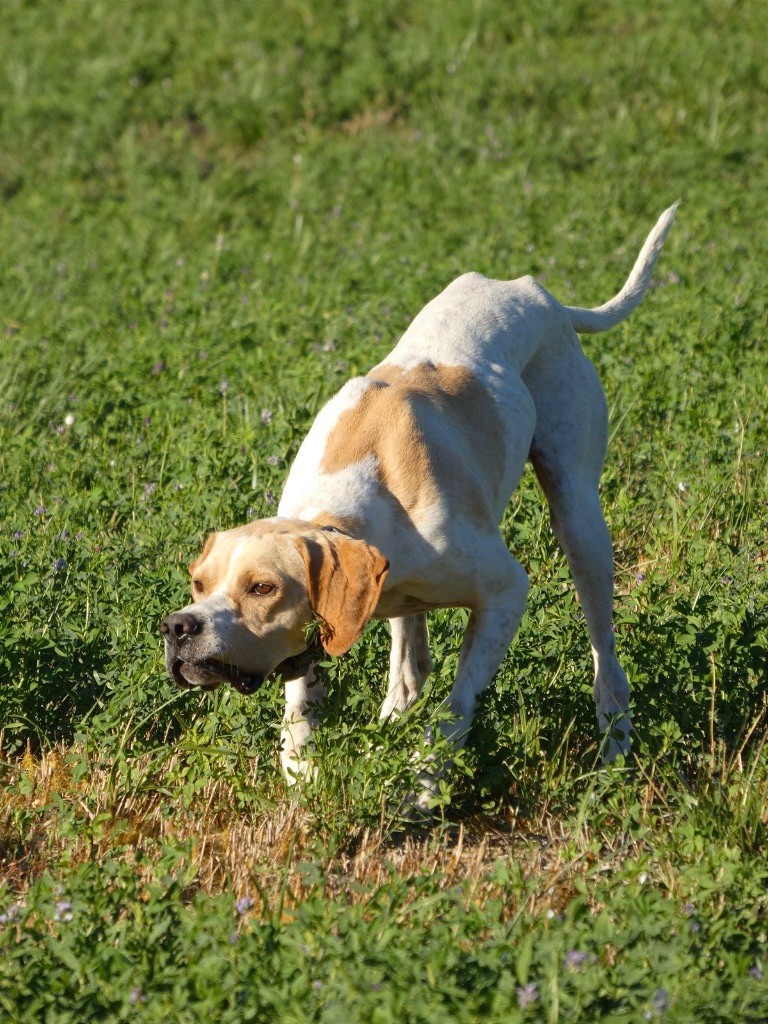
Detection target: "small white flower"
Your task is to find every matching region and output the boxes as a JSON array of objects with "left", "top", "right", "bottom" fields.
[
  {"left": 638, "top": 872, "right": 649, "bottom": 884},
  {"left": 64, "top": 414, "right": 75, "bottom": 426},
  {"left": 677, "top": 481, "right": 687, "bottom": 494}
]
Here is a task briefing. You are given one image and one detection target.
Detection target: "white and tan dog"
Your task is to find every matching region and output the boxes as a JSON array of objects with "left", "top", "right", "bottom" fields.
[{"left": 162, "top": 203, "right": 678, "bottom": 794}]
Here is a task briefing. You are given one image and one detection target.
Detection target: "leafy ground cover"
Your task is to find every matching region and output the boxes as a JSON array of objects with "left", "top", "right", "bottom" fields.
[{"left": 0, "top": 0, "right": 766, "bottom": 1019}]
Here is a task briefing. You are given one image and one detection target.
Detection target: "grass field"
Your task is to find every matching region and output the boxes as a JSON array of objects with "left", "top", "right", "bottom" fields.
[{"left": 1, "top": 0, "right": 767, "bottom": 1019}]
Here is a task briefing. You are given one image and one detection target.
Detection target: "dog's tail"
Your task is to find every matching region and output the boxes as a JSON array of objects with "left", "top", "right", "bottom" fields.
[{"left": 564, "top": 201, "right": 680, "bottom": 334}]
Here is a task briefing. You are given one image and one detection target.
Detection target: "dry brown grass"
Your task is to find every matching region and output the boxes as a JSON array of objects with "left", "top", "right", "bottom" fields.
[
  {"left": 6, "top": 737, "right": 765, "bottom": 926},
  {"left": 0, "top": 744, "right": 626, "bottom": 921}
]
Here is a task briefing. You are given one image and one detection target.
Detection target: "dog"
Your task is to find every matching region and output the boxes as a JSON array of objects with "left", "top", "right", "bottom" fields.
[{"left": 162, "top": 203, "right": 678, "bottom": 799}]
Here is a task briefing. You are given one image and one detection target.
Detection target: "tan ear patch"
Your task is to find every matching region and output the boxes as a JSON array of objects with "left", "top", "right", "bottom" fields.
[{"left": 294, "top": 533, "right": 389, "bottom": 656}]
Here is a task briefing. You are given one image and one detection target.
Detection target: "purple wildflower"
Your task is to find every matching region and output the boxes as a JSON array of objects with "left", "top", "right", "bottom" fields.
[
  {"left": 636, "top": 572, "right": 645, "bottom": 582},
  {"left": 34, "top": 504, "right": 46, "bottom": 516},
  {"left": 264, "top": 490, "right": 276, "bottom": 506},
  {"left": 0, "top": 902, "right": 23, "bottom": 925},
  {"left": 565, "top": 950, "right": 589, "bottom": 971},
  {"left": 267, "top": 454, "right": 280, "bottom": 466},
  {"left": 219, "top": 379, "right": 229, "bottom": 396},
  {"left": 260, "top": 408, "right": 273, "bottom": 424},
  {"left": 748, "top": 964, "right": 763, "bottom": 981},
  {"left": 129, "top": 988, "right": 147, "bottom": 1005},
  {"left": 12, "top": 531, "right": 23, "bottom": 540},
  {"left": 651, "top": 988, "right": 669, "bottom": 1015},
  {"left": 682, "top": 902, "right": 695, "bottom": 916},
  {"left": 53, "top": 558, "right": 67, "bottom": 572},
  {"left": 517, "top": 983, "right": 539, "bottom": 1009},
  {"left": 235, "top": 895, "right": 254, "bottom": 915},
  {"left": 143, "top": 482, "right": 157, "bottom": 498},
  {"left": 313, "top": 980, "right": 323, "bottom": 991},
  {"left": 54, "top": 900, "right": 73, "bottom": 922}
]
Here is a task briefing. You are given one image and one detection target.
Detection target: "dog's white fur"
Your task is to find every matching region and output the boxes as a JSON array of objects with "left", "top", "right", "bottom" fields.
[{"left": 164, "top": 204, "right": 678, "bottom": 800}]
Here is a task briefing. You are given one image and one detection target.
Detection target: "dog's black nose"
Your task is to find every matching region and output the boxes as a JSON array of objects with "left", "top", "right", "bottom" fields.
[{"left": 161, "top": 612, "right": 203, "bottom": 640}]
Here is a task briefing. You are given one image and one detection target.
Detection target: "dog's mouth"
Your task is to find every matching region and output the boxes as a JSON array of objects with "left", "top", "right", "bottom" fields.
[
  {"left": 170, "top": 658, "right": 265, "bottom": 696},
  {"left": 168, "top": 635, "right": 324, "bottom": 697}
]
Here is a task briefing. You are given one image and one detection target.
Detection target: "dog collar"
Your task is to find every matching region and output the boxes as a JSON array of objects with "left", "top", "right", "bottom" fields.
[{"left": 274, "top": 637, "right": 325, "bottom": 680}]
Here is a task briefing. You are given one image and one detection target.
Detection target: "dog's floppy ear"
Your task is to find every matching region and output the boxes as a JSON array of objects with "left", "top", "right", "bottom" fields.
[{"left": 293, "top": 533, "right": 389, "bottom": 656}]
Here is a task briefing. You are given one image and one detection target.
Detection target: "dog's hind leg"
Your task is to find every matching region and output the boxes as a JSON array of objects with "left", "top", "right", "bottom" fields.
[
  {"left": 528, "top": 353, "right": 631, "bottom": 761},
  {"left": 380, "top": 614, "right": 432, "bottom": 719}
]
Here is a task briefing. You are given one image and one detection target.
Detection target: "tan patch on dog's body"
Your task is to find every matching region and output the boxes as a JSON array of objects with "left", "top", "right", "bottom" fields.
[{"left": 320, "top": 362, "right": 506, "bottom": 524}]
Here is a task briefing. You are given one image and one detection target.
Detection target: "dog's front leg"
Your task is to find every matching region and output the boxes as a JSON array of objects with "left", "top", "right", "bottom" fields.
[
  {"left": 280, "top": 666, "right": 326, "bottom": 783},
  {"left": 380, "top": 614, "right": 433, "bottom": 720}
]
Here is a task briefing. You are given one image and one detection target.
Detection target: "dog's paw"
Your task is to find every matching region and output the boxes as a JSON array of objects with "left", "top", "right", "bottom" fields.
[
  {"left": 395, "top": 766, "right": 445, "bottom": 826},
  {"left": 599, "top": 714, "right": 632, "bottom": 764},
  {"left": 281, "top": 751, "right": 317, "bottom": 785}
]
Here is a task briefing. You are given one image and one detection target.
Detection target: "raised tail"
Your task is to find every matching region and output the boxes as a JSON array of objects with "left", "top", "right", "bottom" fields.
[{"left": 565, "top": 201, "right": 680, "bottom": 334}]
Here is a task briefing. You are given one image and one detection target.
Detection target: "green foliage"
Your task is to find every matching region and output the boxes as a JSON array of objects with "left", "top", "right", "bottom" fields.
[
  {"left": 0, "top": 0, "right": 767, "bottom": 1018},
  {"left": 1, "top": 829, "right": 767, "bottom": 1023}
]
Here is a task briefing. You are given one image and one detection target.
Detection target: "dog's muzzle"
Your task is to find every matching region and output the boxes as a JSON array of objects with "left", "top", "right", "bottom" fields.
[
  {"left": 161, "top": 610, "right": 266, "bottom": 695},
  {"left": 161, "top": 613, "right": 325, "bottom": 696}
]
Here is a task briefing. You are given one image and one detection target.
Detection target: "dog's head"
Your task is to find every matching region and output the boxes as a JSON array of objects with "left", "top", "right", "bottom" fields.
[{"left": 161, "top": 519, "right": 389, "bottom": 694}]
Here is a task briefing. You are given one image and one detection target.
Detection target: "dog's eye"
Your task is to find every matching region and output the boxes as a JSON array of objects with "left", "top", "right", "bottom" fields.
[
  {"left": 192, "top": 579, "right": 204, "bottom": 595},
  {"left": 251, "top": 582, "right": 275, "bottom": 596}
]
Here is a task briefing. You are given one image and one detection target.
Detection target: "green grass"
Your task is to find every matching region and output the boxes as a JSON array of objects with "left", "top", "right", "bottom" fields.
[{"left": 1, "top": 0, "right": 767, "bottom": 1020}]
